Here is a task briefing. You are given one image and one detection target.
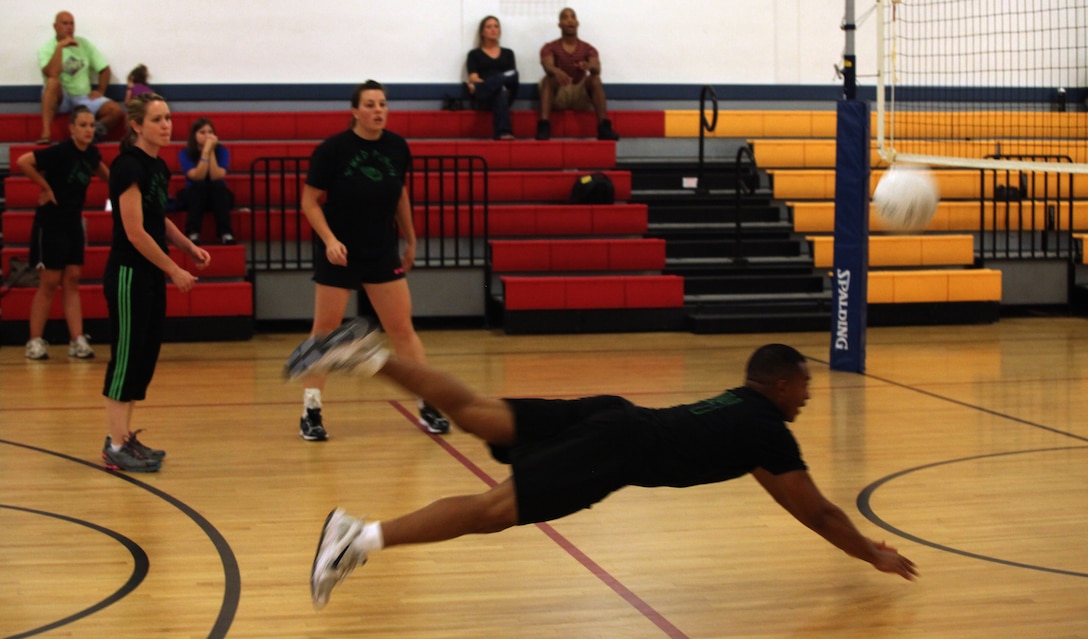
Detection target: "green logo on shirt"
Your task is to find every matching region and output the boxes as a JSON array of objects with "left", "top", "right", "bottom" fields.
[
  {"left": 67, "top": 159, "right": 95, "bottom": 187},
  {"left": 344, "top": 150, "right": 397, "bottom": 182},
  {"left": 146, "top": 171, "right": 169, "bottom": 211},
  {"left": 688, "top": 391, "right": 743, "bottom": 415}
]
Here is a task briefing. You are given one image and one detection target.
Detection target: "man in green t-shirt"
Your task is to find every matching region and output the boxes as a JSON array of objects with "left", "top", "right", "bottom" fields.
[{"left": 37, "top": 11, "right": 124, "bottom": 144}]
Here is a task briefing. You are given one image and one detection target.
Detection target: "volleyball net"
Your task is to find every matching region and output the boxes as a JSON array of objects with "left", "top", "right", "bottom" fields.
[{"left": 876, "top": 0, "right": 1088, "bottom": 174}]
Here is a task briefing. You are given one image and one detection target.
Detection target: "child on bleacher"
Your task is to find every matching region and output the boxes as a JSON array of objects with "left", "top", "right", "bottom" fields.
[
  {"left": 177, "top": 118, "right": 236, "bottom": 245},
  {"left": 14, "top": 105, "right": 109, "bottom": 360},
  {"left": 124, "top": 64, "right": 153, "bottom": 105}
]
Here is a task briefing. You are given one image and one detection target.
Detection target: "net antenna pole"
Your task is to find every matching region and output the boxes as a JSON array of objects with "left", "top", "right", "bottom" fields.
[
  {"left": 875, "top": 0, "right": 886, "bottom": 161},
  {"left": 874, "top": 0, "right": 894, "bottom": 164},
  {"left": 843, "top": 0, "right": 857, "bottom": 100}
]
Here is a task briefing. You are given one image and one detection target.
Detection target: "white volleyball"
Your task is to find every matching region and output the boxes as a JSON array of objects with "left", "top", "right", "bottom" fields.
[{"left": 872, "top": 165, "right": 940, "bottom": 231}]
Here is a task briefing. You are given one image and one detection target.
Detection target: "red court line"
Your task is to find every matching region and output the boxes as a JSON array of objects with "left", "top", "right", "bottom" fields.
[{"left": 389, "top": 400, "right": 690, "bottom": 639}]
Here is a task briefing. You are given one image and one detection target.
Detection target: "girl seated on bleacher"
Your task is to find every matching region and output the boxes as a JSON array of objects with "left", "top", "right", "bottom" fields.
[{"left": 178, "top": 117, "right": 236, "bottom": 245}]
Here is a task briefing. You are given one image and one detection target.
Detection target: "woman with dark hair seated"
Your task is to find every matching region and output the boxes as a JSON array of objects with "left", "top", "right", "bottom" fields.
[{"left": 178, "top": 117, "right": 236, "bottom": 245}]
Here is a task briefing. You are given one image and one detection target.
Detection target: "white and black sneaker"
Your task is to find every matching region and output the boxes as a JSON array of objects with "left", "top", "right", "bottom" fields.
[
  {"left": 419, "top": 402, "right": 451, "bottom": 434},
  {"left": 311, "top": 508, "right": 367, "bottom": 609},
  {"left": 284, "top": 317, "right": 389, "bottom": 381},
  {"left": 300, "top": 407, "right": 328, "bottom": 441}
]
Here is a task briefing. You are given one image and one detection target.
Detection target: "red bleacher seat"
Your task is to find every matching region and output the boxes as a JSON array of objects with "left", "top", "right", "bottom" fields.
[
  {"left": 1, "top": 110, "right": 665, "bottom": 144},
  {"left": 501, "top": 275, "right": 684, "bottom": 310},
  {"left": 0, "top": 282, "right": 252, "bottom": 320},
  {"left": 4, "top": 169, "right": 630, "bottom": 209},
  {"left": 10, "top": 139, "right": 612, "bottom": 176},
  {"left": 2, "top": 211, "right": 113, "bottom": 244},
  {"left": 490, "top": 239, "right": 666, "bottom": 272}
]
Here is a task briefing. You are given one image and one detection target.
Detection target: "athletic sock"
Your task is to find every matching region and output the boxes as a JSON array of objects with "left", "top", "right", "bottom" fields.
[
  {"left": 110, "top": 442, "right": 123, "bottom": 452},
  {"left": 353, "top": 521, "right": 384, "bottom": 556},
  {"left": 303, "top": 388, "right": 322, "bottom": 416}
]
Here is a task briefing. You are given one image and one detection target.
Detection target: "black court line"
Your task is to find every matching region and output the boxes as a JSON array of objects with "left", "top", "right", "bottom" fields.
[
  {"left": 807, "top": 359, "right": 1088, "bottom": 578},
  {"left": 389, "top": 400, "right": 692, "bottom": 639},
  {"left": 857, "top": 446, "right": 1088, "bottom": 579},
  {"left": 0, "top": 439, "right": 240, "bottom": 639},
  {"left": 1, "top": 504, "right": 149, "bottom": 639},
  {"left": 860, "top": 369, "right": 1088, "bottom": 444}
]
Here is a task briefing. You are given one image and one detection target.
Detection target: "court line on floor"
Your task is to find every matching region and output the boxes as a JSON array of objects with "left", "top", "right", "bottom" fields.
[
  {"left": 807, "top": 359, "right": 1088, "bottom": 578},
  {"left": 388, "top": 400, "right": 691, "bottom": 639},
  {"left": 857, "top": 446, "right": 1088, "bottom": 579},
  {"left": 0, "top": 504, "right": 149, "bottom": 639},
  {"left": 0, "top": 439, "right": 240, "bottom": 639}
]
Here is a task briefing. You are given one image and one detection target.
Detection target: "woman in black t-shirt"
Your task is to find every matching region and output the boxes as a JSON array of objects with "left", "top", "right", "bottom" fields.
[
  {"left": 16, "top": 106, "right": 109, "bottom": 360},
  {"left": 466, "top": 15, "right": 519, "bottom": 140},
  {"left": 295, "top": 80, "right": 449, "bottom": 441},
  {"left": 100, "top": 93, "right": 210, "bottom": 473}
]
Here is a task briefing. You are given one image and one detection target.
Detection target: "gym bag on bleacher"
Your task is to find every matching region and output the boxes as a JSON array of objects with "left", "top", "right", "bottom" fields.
[{"left": 568, "top": 172, "right": 615, "bottom": 205}]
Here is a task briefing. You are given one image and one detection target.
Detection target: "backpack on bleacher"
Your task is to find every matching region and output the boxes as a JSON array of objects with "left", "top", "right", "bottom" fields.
[
  {"left": 568, "top": 172, "right": 615, "bottom": 205},
  {"left": 0, "top": 257, "right": 40, "bottom": 298}
]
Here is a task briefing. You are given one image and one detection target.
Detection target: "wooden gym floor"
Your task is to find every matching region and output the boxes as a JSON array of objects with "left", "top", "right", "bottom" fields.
[{"left": 2, "top": 318, "right": 1086, "bottom": 638}]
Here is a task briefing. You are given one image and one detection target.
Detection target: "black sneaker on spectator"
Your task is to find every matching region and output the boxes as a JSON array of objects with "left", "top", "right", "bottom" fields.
[
  {"left": 535, "top": 119, "right": 551, "bottom": 141},
  {"left": 221, "top": 233, "right": 236, "bottom": 245},
  {"left": 597, "top": 118, "right": 620, "bottom": 141},
  {"left": 188, "top": 232, "right": 201, "bottom": 245}
]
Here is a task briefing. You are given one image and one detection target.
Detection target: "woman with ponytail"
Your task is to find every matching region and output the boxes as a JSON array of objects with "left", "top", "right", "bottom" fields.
[{"left": 100, "top": 93, "right": 211, "bottom": 472}]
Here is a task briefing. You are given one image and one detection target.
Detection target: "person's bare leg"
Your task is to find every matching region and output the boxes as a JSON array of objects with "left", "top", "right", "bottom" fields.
[
  {"left": 104, "top": 398, "right": 132, "bottom": 443},
  {"left": 40, "top": 79, "right": 61, "bottom": 141},
  {"left": 95, "top": 100, "right": 124, "bottom": 131},
  {"left": 585, "top": 75, "right": 609, "bottom": 121},
  {"left": 380, "top": 479, "right": 519, "bottom": 548},
  {"left": 538, "top": 76, "right": 556, "bottom": 121},
  {"left": 301, "top": 284, "right": 352, "bottom": 394},
  {"left": 298, "top": 283, "right": 351, "bottom": 439},
  {"left": 377, "top": 356, "right": 516, "bottom": 446},
  {"left": 60, "top": 265, "right": 84, "bottom": 340},
  {"left": 365, "top": 279, "right": 424, "bottom": 365},
  {"left": 28, "top": 269, "right": 62, "bottom": 340}
]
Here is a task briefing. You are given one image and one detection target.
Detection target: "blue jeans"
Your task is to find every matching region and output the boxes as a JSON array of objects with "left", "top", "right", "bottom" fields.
[{"left": 473, "top": 70, "right": 519, "bottom": 139}]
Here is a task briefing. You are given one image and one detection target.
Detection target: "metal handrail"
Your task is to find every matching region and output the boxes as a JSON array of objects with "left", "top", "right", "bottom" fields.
[
  {"left": 696, "top": 85, "right": 719, "bottom": 195},
  {"left": 732, "top": 144, "right": 758, "bottom": 265}
]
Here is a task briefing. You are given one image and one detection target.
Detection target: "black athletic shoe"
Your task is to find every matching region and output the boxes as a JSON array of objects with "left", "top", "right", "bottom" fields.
[
  {"left": 535, "top": 119, "right": 551, "bottom": 141},
  {"left": 597, "top": 118, "right": 620, "bottom": 141},
  {"left": 300, "top": 407, "right": 328, "bottom": 441},
  {"left": 106, "top": 431, "right": 166, "bottom": 460},
  {"left": 419, "top": 403, "right": 450, "bottom": 434}
]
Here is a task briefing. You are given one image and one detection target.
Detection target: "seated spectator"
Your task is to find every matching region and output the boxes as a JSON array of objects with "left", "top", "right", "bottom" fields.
[
  {"left": 15, "top": 105, "right": 110, "bottom": 360},
  {"left": 537, "top": 7, "right": 618, "bottom": 141},
  {"left": 465, "top": 16, "right": 519, "bottom": 140},
  {"left": 37, "top": 11, "right": 124, "bottom": 144},
  {"left": 178, "top": 118, "right": 236, "bottom": 245},
  {"left": 124, "top": 64, "right": 153, "bottom": 105}
]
